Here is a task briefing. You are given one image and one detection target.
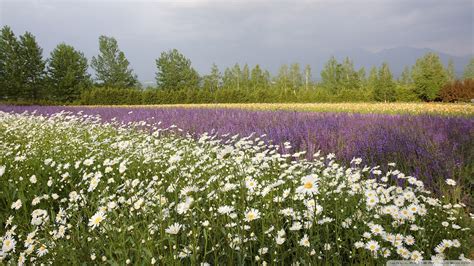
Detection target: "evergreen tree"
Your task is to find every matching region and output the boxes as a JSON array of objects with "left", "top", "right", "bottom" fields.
[
  {"left": 47, "top": 43, "right": 91, "bottom": 102},
  {"left": 250, "top": 64, "right": 268, "bottom": 89},
  {"left": 0, "top": 26, "right": 21, "bottom": 100},
  {"left": 340, "top": 57, "right": 360, "bottom": 90},
  {"left": 91, "top": 35, "right": 138, "bottom": 88},
  {"left": 18, "top": 32, "right": 45, "bottom": 100},
  {"left": 411, "top": 53, "right": 447, "bottom": 101},
  {"left": 373, "top": 63, "right": 396, "bottom": 102},
  {"left": 446, "top": 59, "right": 456, "bottom": 82},
  {"left": 463, "top": 58, "right": 474, "bottom": 79},
  {"left": 367, "top": 66, "right": 378, "bottom": 88},
  {"left": 399, "top": 66, "right": 412, "bottom": 85},
  {"left": 155, "top": 49, "right": 199, "bottom": 90},
  {"left": 358, "top": 67, "right": 366, "bottom": 86},
  {"left": 320, "top": 56, "right": 340, "bottom": 92}
]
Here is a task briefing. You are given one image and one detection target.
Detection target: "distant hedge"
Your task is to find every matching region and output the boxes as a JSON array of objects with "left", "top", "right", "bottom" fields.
[{"left": 78, "top": 86, "right": 381, "bottom": 105}]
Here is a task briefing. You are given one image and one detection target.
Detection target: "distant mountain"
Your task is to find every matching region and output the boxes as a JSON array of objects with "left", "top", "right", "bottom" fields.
[{"left": 332, "top": 47, "right": 472, "bottom": 78}]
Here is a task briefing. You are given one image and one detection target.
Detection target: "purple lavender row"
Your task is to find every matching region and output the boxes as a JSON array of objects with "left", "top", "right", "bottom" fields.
[{"left": 1, "top": 105, "right": 472, "bottom": 195}]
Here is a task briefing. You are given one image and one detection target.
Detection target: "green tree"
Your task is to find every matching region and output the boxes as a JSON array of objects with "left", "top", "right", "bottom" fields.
[
  {"left": 0, "top": 26, "right": 21, "bottom": 100},
  {"left": 289, "top": 63, "right": 302, "bottom": 92},
  {"left": 47, "top": 43, "right": 91, "bottom": 102},
  {"left": 91, "top": 35, "right": 138, "bottom": 88},
  {"left": 250, "top": 64, "right": 269, "bottom": 89},
  {"left": 275, "top": 64, "right": 290, "bottom": 91},
  {"left": 304, "top": 65, "right": 312, "bottom": 90},
  {"left": 340, "top": 57, "right": 360, "bottom": 90},
  {"left": 155, "top": 49, "right": 199, "bottom": 90},
  {"left": 446, "top": 59, "right": 456, "bottom": 82},
  {"left": 202, "top": 63, "right": 221, "bottom": 92},
  {"left": 463, "top": 58, "right": 474, "bottom": 79},
  {"left": 241, "top": 64, "right": 250, "bottom": 90},
  {"left": 358, "top": 67, "right": 366, "bottom": 86},
  {"left": 373, "top": 62, "right": 396, "bottom": 102},
  {"left": 399, "top": 66, "right": 412, "bottom": 85},
  {"left": 320, "top": 56, "right": 340, "bottom": 92},
  {"left": 367, "top": 66, "right": 378, "bottom": 88},
  {"left": 18, "top": 32, "right": 45, "bottom": 100},
  {"left": 411, "top": 53, "right": 447, "bottom": 101}
]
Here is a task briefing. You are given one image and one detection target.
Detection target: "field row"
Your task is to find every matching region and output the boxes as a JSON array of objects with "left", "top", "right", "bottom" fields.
[{"left": 86, "top": 102, "right": 474, "bottom": 116}]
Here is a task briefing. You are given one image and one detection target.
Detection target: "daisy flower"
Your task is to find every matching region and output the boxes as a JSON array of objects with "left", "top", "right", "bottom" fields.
[
  {"left": 88, "top": 211, "right": 106, "bottom": 229},
  {"left": 296, "top": 174, "right": 319, "bottom": 195},
  {"left": 165, "top": 223, "right": 182, "bottom": 235},
  {"left": 244, "top": 209, "right": 261, "bottom": 222},
  {"left": 299, "top": 234, "right": 310, "bottom": 247}
]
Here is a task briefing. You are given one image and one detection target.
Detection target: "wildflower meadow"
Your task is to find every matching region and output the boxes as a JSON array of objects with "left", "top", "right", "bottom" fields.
[{"left": 0, "top": 106, "right": 472, "bottom": 265}]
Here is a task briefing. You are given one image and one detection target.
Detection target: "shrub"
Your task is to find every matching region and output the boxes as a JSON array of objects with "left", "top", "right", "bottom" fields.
[{"left": 439, "top": 79, "right": 474, "bottom": 102}]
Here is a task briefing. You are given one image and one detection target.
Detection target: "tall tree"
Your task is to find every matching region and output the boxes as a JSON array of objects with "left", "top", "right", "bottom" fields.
[
  {"left": 357, "top": 67, "right": 366, "bottom": 86},
  {"left": 18, "top": 32, "right": 45, "bottom": 100},
  {"left": 411, "top": 53, "right": 447, "bottom": 101},
  {"left": 91, "top": 35, "right": 138, "bottom": 88},
  {"left": 367, "top": 66, "right": 378, "bottom": 89},
  {"left": 304, "top": 65, "right": 312, "bottom": 90},
  {"left": 463, "top": 58, "right": 474, "bottom": 79},
  {"left": 340, "top": 57, "right": 360, "bottom": 90},
  {"left": 155, "top": 49, "right": 199, "bottom": 90},
  {"left": 289, "top": 63, "right": 302, "bottom": 92},
  {"left": 275, "top": 64, "right": 290, "bottom": 91},
  {"left": 0, "top": 26, "right": 21, "bottom": 99},
  {"left": 399, "top": 66, "right": 412, "bottom": 85},
  {"left": 446, "top": 59, "right": 456, "bottom": 82},
  {"left": 202, "top": 63, "right": 221, "bottom": 92},
  {"left": 250, "top": 64, "right": 269, "bottom": 89},
  {"left": 373, "top": 63, "right": 396, "bottom": 102},
  {"left": 47, "top": 43, "right": 91, "bottom": 102},
  {"left": 241, "top": 64, "right": 250, "bottom": 90},
  {"left": 320, "top": 56, "right": 340, "bottom": 92}
]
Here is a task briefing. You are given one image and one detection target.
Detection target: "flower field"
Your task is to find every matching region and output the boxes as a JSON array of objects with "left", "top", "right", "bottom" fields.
[
  {"left": 86, "top": 102, "right": 474, "bottom": 116},
  {"left": 0, "top": 106, "right": 473, "bottom": 264}
]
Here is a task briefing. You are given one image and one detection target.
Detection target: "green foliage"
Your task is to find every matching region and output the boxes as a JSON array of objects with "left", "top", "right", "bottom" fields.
[
  {"left": 373, "top": 63, "right": 396, "bottom": 102},
  {"left": 411, "top": 52, "right": 447, "bottom": 101},
  {"left": 18, "top": 32, "right": 45, "bottom": 100},
  {"left": 463, "top": 58, "right": 474, "bottom": 79},
  {"left": 394, "top": 85, "right": 419, "bottom": 102},
  {"left": 91, "top": 35, "right": 138, "bottom": 88},
  {"left": 0, "top": 26, "right": 22, "bottom": 100},
  {"left": 155, "top": 49, "right": 199, "bottom": 90},
  {"left": 320, "top": 57, "right": 363, "bottom": 93},
  {"left": 201, "top": 63, "right": 221, "bottom": 92},
  {"left": 47, "top": 43, "right": 91, "bottom": 102},
  {"left": 398, "top": 66, "right": 412, "bottom": 85}
]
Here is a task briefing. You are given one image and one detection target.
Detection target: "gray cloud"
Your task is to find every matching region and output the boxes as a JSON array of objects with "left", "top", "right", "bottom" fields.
[{"left": 1, "top": 0, "right": 472, "bottom": 82}]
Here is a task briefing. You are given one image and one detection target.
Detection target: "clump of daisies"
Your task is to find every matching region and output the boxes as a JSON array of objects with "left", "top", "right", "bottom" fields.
[{"left": 0, "top": 111, "right": 472, "bottom": 265}]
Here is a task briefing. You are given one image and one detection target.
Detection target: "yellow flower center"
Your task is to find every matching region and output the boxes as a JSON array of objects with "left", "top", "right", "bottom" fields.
[
  {"left": 247, "top": 213, "right": 255, "bottom": 220},
  {"left": 304, "top": 182, "right": 313, "bottom": 189}
]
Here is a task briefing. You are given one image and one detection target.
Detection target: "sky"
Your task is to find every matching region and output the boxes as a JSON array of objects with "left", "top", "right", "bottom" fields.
[{"left": 1, "top": 0, "right": 473, "bottom": 83}]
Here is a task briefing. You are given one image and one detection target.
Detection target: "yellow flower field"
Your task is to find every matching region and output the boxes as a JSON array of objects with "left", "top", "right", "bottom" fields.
[{"left": 85, "top": 102, "right": 474, "bottom": 116}]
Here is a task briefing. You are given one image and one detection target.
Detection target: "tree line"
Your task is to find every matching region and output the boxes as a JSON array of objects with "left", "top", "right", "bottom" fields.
[{"left": 1, "top": 25, "right": 473, "bottom": 105}]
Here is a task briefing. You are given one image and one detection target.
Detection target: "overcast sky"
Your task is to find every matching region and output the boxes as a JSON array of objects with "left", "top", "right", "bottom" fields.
[{"left": 1, "top": 0, "right": 473, "bottom": 82}]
